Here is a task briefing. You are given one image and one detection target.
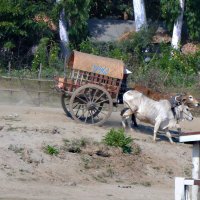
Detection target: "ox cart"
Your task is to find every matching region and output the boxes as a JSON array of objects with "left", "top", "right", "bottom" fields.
[{"left": 55, "top": 50, "right": 129, "bottom": 126}]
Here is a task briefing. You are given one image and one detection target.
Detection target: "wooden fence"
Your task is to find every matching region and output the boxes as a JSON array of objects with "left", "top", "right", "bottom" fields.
[{"left": 0, "top": 76, "right": 60, "bottom": 107}]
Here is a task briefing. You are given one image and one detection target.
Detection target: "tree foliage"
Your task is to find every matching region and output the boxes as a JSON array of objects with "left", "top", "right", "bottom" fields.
[
  {"left": 160, "top": 0, "right": 200, "bottom": 40},
  {"left": 0, "top": 0, "right": 200, "bottom": 74},
  {"left": 0, "top": 0, "right": 56, "bottom": 68},
  {"left": 0, "top": 0, "right": 91, "bottom": 69},
  {"left": 0, "top": 0, "right": 55, "bottom": 46},
  {"left": 89, "top": 0, "right": 133, "bottom": 20},
  {"left": 184, "top": 0, "right": 200, "bottom": 40},
  {"left": 55, "top": 0, "right": 91, "bottom": 47}
]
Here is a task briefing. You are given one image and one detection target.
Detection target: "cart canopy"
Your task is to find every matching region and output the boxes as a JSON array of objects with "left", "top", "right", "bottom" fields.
[{"left": 67, "top": 50, "right": 125, "bottom": 80}]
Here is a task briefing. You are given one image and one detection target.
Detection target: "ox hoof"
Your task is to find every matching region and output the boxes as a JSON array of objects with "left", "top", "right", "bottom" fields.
[
  {"left": 130, "top": 129, "right": 135, "bottom": 133},
  {"left": 169, "top": 140, "right": 175, "bottom": 144},
  {"left": 153, "top": 139, "right": 157, "bottom": 143}
]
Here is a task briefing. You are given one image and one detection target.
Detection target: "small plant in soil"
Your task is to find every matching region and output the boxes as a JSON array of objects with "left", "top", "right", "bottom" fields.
[
  {"left": 103, "top": 128, "right": 133, "bottom": 153},
  {"left": 141, "top": 181, "right": 151, "bottom": 187},
  {"left": 44, "top": 145, "right": 59, "bottom": 156},
  {"left": 8, "top": 144, "right": 24, "bottom": 154},
  {"left": 63, "top": 137, "right": 91, "bottom": 153}
]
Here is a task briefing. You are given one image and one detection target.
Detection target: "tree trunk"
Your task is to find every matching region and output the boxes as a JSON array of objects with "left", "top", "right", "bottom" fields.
[
  {"left": 133, "top": 0, "right": 147, "bottom": 31},
  {"left": 171, "top": 0, "right": 185, "bottom": 49},
  {"left": 56, "top": 0, "right": 70, "bottom": 58}
]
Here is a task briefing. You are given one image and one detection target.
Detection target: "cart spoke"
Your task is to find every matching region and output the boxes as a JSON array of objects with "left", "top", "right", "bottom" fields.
[
  {"left": 94, "top": 92, "right": 106, "bottom": 103},
  {"left": 95, "top": 98, "right": 109, "bottom": 104},
  {"left": 93, "top": 108, "right": 102, "bottom": 119},
  {"left": 91, "top": 88, "right": 99, "bottom": 102},
  {"left": 95, "top": 103, "right": 108, "bottom": 109},
  {"left": 83, "top": 93, "right": 90, "bottom": 103},
  {"left": 87, "top": 89, "right": 93, "bottom": 101},
  {"left": 75, "top": 105, "right": 81, "bottom": 116},
  {"left": 94, "top": 113, "right": 100, "bottom": 119},
  {"left": 73, "top": 103, "right": 86, "bottom": 109},
  {"left": 75, "top": 96, "right": 87, "bottom": 104},
  {"left": 73, "top": 103, "right": 79, "bottom": 109},
  {"left": 69, "top": 84, "right": 113, "bottom": 126}
]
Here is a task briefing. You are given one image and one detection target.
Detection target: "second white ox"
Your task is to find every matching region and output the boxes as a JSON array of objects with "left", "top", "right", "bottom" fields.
[{"left": 122, "top": 90, "right": 193, "bottom": 143}]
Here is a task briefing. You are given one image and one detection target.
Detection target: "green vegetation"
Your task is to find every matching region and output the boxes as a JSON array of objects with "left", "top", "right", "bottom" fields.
[
  {"left": 0, "top": 0, "right": 200, "bottom": 92},
  {"left": 79, "top": 28, "right": 200, "bottom": 90},
  {"left": 103, "top": 128, "right": 133, "bottom": 153},
  {"left": 44, "top": 145, "right": 59, "bottom": 156},
  {"left": 0, "top": 0, "right": 91, "bottom": 70},
  {"left": 55, "top": 0, "right": 91, "bottom": 47},
  {"left": 161, "top": 0, "right": 200, "bottom": 40}
]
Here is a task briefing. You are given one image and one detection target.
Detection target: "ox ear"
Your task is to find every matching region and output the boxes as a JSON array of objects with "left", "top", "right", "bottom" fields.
[
  {"left": 181, "top": 97, "right": 187, "bottom": 104},
  {"left": 175, "top": 94, "right": 184, "bottom": 102}
]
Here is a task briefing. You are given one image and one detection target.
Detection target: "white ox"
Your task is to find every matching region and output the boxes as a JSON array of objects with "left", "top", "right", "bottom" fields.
[{"left": 122, "top": 90, "right": 193, "bottom": 143}]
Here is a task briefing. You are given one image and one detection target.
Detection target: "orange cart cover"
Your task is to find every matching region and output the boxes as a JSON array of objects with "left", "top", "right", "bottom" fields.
[{"left": 67, "top": 50, "right": 125, "bottom": 80}]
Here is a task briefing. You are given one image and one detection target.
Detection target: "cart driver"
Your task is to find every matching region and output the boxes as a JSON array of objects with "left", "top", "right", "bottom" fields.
[{"left": 118, "top": 68, "right": 132, "bottom": 104}]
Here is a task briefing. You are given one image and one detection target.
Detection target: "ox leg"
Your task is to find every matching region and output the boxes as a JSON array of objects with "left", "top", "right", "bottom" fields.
[
  {"left": 176, "top": 123, "right": 182, "bottom": 135},
  {"left": 132, "top": 114, "right": 138, "bottom": 127},
  {"left": 165, "top": 128, "right": 174, "bottom": 144},
  {"left": 121, "top": 117, "right": 127, "bottom": 129},
  {"left": 153, "top": 120, "right": 161, "bottom": 142},
  {"left": 127, "top": 116, "right": 134, "bottom": 131},
  {"left": 121, "top": 108, "right": 134, "bottom": 131}
]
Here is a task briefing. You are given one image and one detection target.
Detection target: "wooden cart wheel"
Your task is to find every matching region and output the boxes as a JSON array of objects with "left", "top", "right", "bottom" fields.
[
  {"left": 61, "top": 93, "right": 71, "bottom": 117},
  {"left": 69, "top": 84, "right": 113, "bottom": 126}
]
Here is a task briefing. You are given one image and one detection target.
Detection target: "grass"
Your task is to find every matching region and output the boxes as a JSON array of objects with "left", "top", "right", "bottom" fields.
[
  {"left": 63, "top": 137, "right": 91, "bottom": 153},
  {"left": 8, "top": 144, "right": 24, "bottom": 154},
  {"left": 81, "top": 155, "right": 92, "bottom": 169}
]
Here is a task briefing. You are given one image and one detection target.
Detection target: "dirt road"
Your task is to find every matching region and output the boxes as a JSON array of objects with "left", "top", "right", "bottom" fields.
[{"left": 0, "top": 104, "right": 199, "bottom": 200}]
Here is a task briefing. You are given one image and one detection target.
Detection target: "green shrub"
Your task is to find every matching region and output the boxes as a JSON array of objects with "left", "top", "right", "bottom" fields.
[
  {"left": 44, "top": 145, "right": 59, "bottom": 156},
  {"left": 79, "top": 28, "right": 200, "bottom": 90},
  {"left": 103, "top": 128, "right": 133, "bottom": 153}
]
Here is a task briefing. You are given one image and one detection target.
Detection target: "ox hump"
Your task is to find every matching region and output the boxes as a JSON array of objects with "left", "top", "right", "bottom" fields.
[{"left": 124, "top": 90, "right": 143, "bottom": 99}]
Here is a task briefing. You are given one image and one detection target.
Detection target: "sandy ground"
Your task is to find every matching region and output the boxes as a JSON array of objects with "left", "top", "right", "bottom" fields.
[{"left": 0, "top": 104, "right": 199, "bottom": 200}]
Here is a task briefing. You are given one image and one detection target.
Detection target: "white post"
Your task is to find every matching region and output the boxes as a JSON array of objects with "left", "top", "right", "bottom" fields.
[
  {"left": 38, "top": 63, "right": 42, "bottom": 79},
  {"left": 175, "top": 177, "right": 185, "bottom": 200},
  {"left": 192, "top": 142, "right": 200, "bottom": 200},
  {"left": 133, "top": 0, "right": 147, "bottom": 31},
  {"left": 171, "top": 0, "right": 185, "bottom": 49},
  {"left": 185, "top": 185, "right": 191, "bottom": 200},
  {"left": 56, "top": 0, "right": 69, "bottom": 58},
  {"left": 8, "top": 61, "right": 11, "bottom": 76}
]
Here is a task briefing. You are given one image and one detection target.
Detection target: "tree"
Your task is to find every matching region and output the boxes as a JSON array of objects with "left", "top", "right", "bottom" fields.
[
  {"left": 56, "top": 0, "right": 91, "bottom": 48},
  {"left": 184, "top": 0, "right": 200, "bottom": 40},
  {"left": 0, "top": 0, "right": 55, "bottom": 68},
  {"left": 133, "top": 0, "right": 147, "bottom": 31},
  {"left": 56, "top": 0, "right": 70, "bottom": 59},
  {"left": 161, "top": 0, "right": 200, "bottom": 47},
  {"left": 171, "top": 0, "right": 185, "bottom": 49}
]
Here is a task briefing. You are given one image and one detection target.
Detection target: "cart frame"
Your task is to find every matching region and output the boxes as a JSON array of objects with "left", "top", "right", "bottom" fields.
[{"left": 55, "top": 50, "right": 126, "bottom": 126}]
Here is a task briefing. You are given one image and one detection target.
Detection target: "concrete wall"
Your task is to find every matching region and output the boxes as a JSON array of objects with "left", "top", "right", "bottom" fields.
[
  {"left": 88, "top": 19, "right": 135, "bottom": 42},
  {"left": 0, "top": 76, "right": 60, "bottom": 107}
]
